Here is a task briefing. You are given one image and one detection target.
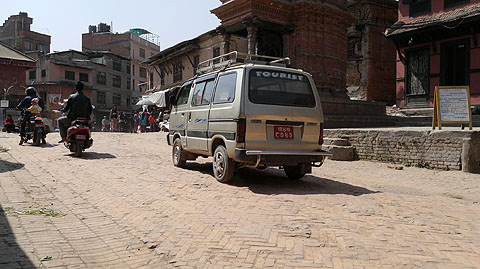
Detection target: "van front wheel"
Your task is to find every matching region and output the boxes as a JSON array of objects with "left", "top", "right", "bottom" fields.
[
  {"left": 172, "top": 138, "right": 186, "bottom": 168},
  {"left": 213, "top": 145, "right": 235, "bottom": 183},
  {"left": 283, "top": 165, "right": 306, "bottom": 180}
]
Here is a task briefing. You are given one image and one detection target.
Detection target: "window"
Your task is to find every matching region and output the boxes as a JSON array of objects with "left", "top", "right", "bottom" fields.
[
  {"left": 213, "top": 47, "right": 220, "bottom": 64},
  {"left": 113, "top": 94, "right": 121, "bottom": 106},
  {"left": 65, "top": 70, "right": 75, "bottom": 80},
  {"left": 445, "top": 0, "right": 469, "bottom": 8},
  {"left": 113, "top": 60, "right": 121, "bottom": 72},
  {"left": 248, "top": 70, "right": 316, "bottom": 107},
  {"left": 25, "top": 40, "right": 33, "bottom": 51},
  {"left": 409, "top": 0, "right": 431, "bottom": 17},
  {"left": 150, "top": 72, "right": 154, "bottom": 88},
  {"left": 132, "top": 64, "right": 135, "bottom": 76},
  {"left": 97, "top": 72, "right": 106, "bottom": 85},
  {"left": 193, "top": 55, "right": 200, "bottom": 74},
  {"left": 29, "top": 70, "right": 36, "bottom": 80},
  {"left": 79, "top": 73, "right": 89, "bottom": 82},
  {"left": 202, "top": 80, "right": 215, "bottom": 105},
  {"left": 113, "top": 75, "right": 121, "bottom": 88},
  {"left": 213, "top": 73, "right": 237, "bottom": 104},
  {"left": 127, "top": 65, "right": 131, "bottom": 74},
  {"left": 37, "top": 43, "right": 45, "bottom": 52},
  {"left": 41, "top": 69, "right": 46, "bottom": 78},
  {"left": 192, "top": 81, "right": 206, "bottom": 106},
  {"left": 127, "top": 78, "right": 131, "bottom": 90},
  {"left": 176, "top": 82, "right": 193, "bottom": 106},
  {"left": 173, "top": 62, "right": 183, "bottom": 83},
  {"left": 140, "top": 67, "right": 147, "bottom": 78},
  {"left": 97, "top": 92, "right": 106, "bottom": 105},
  {"left": 139, "top": 48, "right": 145, "bottom": 58}
]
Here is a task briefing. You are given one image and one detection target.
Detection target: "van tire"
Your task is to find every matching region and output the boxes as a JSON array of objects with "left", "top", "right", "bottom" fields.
[
  {"left": 213, "top": 145, "right": 235, "bottom": 183},
  {"left": 283, "top": 165, "right": 305, "bottom": 180},
  {"left": 172, "top": 138, "right": 186, "bottom": 168}
]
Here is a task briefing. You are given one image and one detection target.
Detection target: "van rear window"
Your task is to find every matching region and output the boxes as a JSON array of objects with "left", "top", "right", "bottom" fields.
[{"left": 248, "top": 69, "right": 316, "bottom": 107}]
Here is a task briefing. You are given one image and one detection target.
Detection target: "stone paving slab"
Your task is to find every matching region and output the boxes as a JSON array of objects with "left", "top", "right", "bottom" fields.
[{"left": 0, "top": 132, "right": 479, "bottom": 268}]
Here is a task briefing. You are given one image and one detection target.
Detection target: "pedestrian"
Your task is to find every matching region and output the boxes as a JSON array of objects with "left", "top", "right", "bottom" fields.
[
  {"left": 139, "top": 109, "right": 148, "bottom": 133},
  {"left": 148, "top": 113, "right": 156, "bottom": 132},
  {"left": 133, "top": 112, "right": 139, "bottom": 133},
  {"left": 4, "top": 114, "right": 15, "bottom": 133},
  {"left": 109, "top": 104, "right": 118, "bottom": 132}
]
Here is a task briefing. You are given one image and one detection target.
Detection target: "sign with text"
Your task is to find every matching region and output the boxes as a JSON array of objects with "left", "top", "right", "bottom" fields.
[
  {"left": 0, "top": 100, "right": 8, "bottom": 108},
  {"left": 432, "top": 86, "right": 472, "bottom": 130}
]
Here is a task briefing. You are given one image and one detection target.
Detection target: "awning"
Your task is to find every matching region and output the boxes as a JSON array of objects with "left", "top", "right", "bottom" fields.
[{"left": 139, "top": 87, "right": 176, "bottom": 107}]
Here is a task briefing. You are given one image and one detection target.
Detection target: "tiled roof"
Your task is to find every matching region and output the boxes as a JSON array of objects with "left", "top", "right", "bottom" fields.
[
  {"left": 0, "top": 42, "right": 35, "bottom": 62},
  {"left": 385, "top": 3, "right": 480, "bottom": 37}
]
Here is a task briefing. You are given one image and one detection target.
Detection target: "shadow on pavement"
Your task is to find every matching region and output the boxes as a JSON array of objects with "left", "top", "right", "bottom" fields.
[
  {"left": 187, "top": 163, "right": 377, "bottom": 196},
  {"left": 0, "top": 160, "right": 25, "bottom": 173},
  {"left": 76, "top": 152, "right": 116, "bottom": 159},
  {"left": 0, "top": 206, "right": 36, "bottom": 268}
]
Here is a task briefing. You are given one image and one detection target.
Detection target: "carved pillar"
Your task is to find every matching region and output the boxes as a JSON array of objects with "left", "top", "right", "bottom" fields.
[
  {"left": 247, "top": 25, "right": 258, "bottom": 55},
  {"left": 282, "top": 34, "right": 290, "bottom": 57},
  {"left": 223, "top": 33, "right": 231, "bottom": 54}
]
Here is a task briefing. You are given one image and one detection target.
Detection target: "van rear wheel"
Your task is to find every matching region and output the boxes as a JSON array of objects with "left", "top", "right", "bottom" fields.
[
  {"left": 213, "top": 145, "right": 235, "bottom": 183},
  {"left": 283, "top": 165, "right": 306, "bottom": 180},
  {"left": 172, "top": 138, "right": 186, "bottom": 168}
]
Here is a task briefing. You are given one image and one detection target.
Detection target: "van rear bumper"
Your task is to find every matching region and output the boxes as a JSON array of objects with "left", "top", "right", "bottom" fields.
[{"left": 234, "top": 148, "right": 332, "bottom": 165}]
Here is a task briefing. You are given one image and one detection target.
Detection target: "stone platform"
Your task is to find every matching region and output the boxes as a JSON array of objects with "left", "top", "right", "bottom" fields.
[{"left": 324, "top": 127, "right": 480, "bottom": 173}]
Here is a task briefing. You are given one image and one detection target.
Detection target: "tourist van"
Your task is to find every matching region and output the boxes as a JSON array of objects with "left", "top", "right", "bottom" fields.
[{"left": 167, "top": 52, "right": 331, "bottom": 183}]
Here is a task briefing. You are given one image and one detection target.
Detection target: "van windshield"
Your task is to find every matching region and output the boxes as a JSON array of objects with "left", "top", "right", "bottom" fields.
[{"left": 248, "top": 69, "right": 316, "bottom": 107}]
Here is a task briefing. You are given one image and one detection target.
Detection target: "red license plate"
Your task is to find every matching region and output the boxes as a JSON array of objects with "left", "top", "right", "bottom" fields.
[
  {"left": 274, "top": 126, "right": 294, "bottom": 140},
  {"left": 76, "top": 134, "right": 86, "bottom": 140}
]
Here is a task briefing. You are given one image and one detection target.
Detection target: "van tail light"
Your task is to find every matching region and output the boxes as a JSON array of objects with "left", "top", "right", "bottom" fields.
[
  {"left": 318, "top": 123, "right": 324, "bottom": 145},
  {"left": 236, "top": 119, "right": 246, "bottom": 143}
]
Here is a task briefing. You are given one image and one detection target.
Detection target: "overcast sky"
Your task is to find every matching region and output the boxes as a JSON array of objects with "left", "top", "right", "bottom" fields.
[{"left": 1, "top": 0, "right": 221, "bottom": 52}]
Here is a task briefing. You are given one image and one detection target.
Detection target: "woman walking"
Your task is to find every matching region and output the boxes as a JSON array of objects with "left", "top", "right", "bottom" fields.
[{"left": 109, "top": 105, "right": 119, "bottom": 132}]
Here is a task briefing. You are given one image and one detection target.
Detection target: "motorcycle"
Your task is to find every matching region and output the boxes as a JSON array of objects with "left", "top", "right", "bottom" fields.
[
  {"left": 19, "top": 110, "right": 46, "bottom": 146},
  {"left": 65, "top": 117, "right": 93, "bottom": 157}
]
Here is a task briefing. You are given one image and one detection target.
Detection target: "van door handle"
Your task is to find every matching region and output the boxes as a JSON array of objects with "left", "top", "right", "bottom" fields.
[{"left": 187, "top": 112, "right": 192, "bottom": 122}]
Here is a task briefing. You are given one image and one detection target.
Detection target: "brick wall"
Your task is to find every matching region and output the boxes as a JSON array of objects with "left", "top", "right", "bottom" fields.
[{"left": 324, "top": 129, "right": 480, "bottom": 171}]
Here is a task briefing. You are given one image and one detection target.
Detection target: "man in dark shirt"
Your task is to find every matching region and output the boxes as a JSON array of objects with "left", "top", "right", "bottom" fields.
[{"left": 57, "top": 81, "right": 92, "bottom": 143}]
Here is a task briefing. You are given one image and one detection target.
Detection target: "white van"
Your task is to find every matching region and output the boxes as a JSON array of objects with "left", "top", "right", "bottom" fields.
[{"left": 167, "top": 52, "right": 331, "bottom": 183}]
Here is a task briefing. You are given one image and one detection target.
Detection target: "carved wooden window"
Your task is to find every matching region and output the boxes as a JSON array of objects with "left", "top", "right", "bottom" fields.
[{"left": 406, "top": 48, "right": 429, "bottom": 96}]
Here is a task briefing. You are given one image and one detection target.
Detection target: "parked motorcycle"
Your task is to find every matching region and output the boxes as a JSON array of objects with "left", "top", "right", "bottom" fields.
[
  {"left": 65, "top": 117, "right": 93, "bottom": 157},
  {"left": 19, "top": 110, "right": 46, "bottom": 146}
]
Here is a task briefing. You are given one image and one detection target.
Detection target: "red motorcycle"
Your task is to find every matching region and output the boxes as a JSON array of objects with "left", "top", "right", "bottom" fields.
[{"left": 65, "top": 117, "right": 93, "bottom": 157}]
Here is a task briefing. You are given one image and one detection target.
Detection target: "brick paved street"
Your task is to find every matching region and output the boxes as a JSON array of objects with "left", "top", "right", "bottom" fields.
[{"left": 1, "top": 131, "right": 480, "bottom": 268}]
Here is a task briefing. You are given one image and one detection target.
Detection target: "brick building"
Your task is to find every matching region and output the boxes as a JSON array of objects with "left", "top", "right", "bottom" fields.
[
  {"left": 0, "top": 12, "right": 51, "bottom": 56},
  {"left": 82, "top": 24, "right": 160, "bottom": 106},
  {"left": 386, "top": 0, "right": 480, "bottom": 108},
  {"left": 0, "top": 42, "right": 36, "bottom": 124},
  {"left": 28, "top": 50, "right": 131, "bottom": 127},
  {"left": 346, "top": 0, "right": 398, "bottom": 104}
]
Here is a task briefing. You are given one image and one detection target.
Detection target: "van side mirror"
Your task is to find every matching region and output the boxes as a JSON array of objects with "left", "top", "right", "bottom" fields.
[{"left": 169, "top": 95, "right": 176, "bottom": 108}]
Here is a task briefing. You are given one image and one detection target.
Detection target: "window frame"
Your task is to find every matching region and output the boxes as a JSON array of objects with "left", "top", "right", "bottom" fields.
[
  {"left": 113, "top": 75, "right": 122, "bottom": 88},
  {"left": 409, "top": 0, "right": 431, "bottom": 18},
  {"left": 97, "top": 71, "right": 106, "bottom": 85},
  {"left": 213, "top": 72, "right": 237, "bottom": 105},
  {"left": 65, "top": 70, "right": 75, "bottom": 81},
  {"left": 79, "top": 72, "right": 89, "bottom": 83},
  {"left": 444, "top": 0, "right": 469, "bottom": 9},
  {"left": 97, "top": 92, "right": 106, "bottom": 105}
]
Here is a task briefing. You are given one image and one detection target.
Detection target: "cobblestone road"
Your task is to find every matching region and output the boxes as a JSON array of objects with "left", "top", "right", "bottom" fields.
[{"left": 1, "top": 132, "right": 479, "bottom": 268}]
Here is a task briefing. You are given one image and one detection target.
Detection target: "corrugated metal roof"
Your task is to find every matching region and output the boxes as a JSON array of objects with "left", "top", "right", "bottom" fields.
[
  {"left": 0, "top": 42, "right": 35, "bottom": 62},
  {"left": 385, "top": 3, "right": 480, "bottom": 37}
]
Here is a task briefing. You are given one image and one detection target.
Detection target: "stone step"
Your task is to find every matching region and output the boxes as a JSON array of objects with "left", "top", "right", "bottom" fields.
[
  {"left": 323, "top": 137, "right": 351, "bottom": 146},
  {"left": 322, "top": 145, "right": 355, "bottom": 161}
]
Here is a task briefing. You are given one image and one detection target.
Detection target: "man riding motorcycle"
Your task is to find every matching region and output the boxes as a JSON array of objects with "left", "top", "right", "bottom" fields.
[
  {"left": 57, "top": 81, "right": 92, "bottom": 143},
  {"left": 16, "top": 87, "right": 45, "bottom": 145}
]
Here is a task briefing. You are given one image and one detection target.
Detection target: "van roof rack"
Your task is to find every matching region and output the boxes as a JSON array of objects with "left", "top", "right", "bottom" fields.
[{"left": 196, "top": 51, "right": 291, "bottom": 75}]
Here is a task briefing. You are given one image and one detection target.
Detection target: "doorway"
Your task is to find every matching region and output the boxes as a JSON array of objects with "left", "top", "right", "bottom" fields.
[{"left": 441, "top": 39, "right": 470, "bottom": 86}]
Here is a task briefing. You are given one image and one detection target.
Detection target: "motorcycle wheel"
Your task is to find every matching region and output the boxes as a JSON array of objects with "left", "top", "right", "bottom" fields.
[
  {"left": 74, "top": 145, "right": 83, "bottom": 157},
  {"left": 33, "top": 133, "right": 40, "bottom": 146}
]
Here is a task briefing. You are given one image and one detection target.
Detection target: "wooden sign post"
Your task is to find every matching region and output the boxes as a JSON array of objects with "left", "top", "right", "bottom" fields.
[{"left": 432, "top": 86, "right": 472, "bottom": 130}]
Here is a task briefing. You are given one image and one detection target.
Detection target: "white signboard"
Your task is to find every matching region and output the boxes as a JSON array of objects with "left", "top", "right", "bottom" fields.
[
  {"left": 438, "top": 88, "right": 470, "bottom": 122},
  {"left": 0, "top": 100, "right": 8, "bottom": 108}
]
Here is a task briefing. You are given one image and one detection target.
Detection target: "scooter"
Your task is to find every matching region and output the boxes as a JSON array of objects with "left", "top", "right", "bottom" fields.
[
  {"left": 65, "top": 117, "right": 93, "bottom": 157},
  {"left": 19, "top": 110, "right": 46, "bottom": 146}
]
